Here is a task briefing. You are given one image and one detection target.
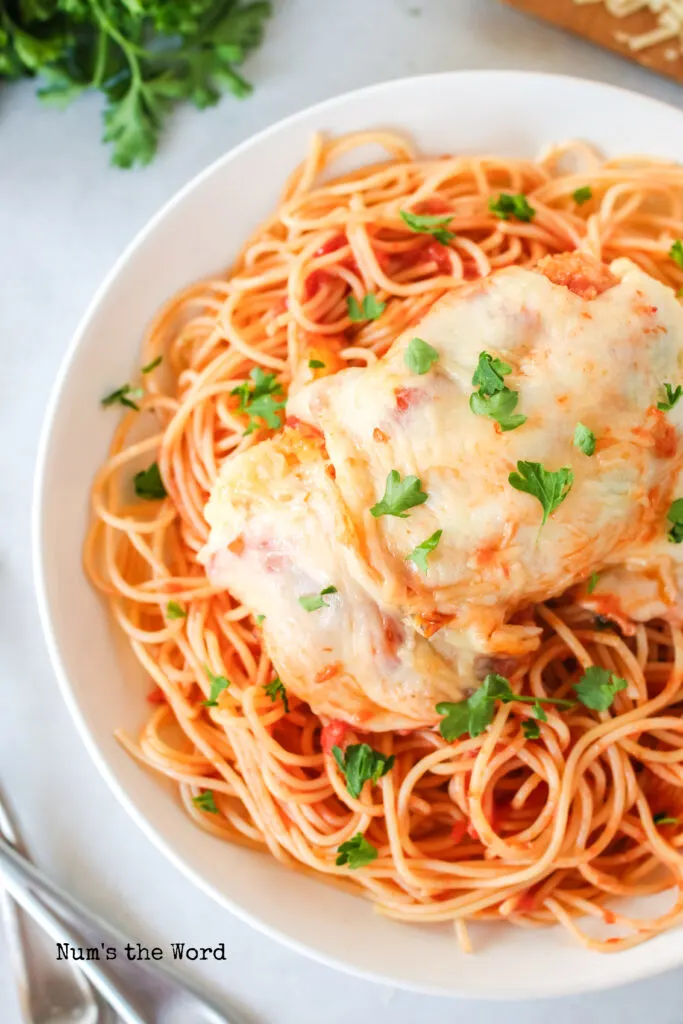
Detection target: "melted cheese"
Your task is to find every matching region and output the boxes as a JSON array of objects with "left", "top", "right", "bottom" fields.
[{"left": 202, "top": 256, "right": 683, "bottom": 730}]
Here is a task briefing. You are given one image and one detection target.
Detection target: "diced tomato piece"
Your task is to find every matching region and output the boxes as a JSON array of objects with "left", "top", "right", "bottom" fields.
[
  {"left": 394, "top": 386, "right": 424, "bottom": 412},
  {"left": 451, "top": 820, "right": 467, "bottom": 844},
  {"left": 147, "top": 686, "right": 166, "bottom": 704},
  {"left": 321, "top": 719, "right": 349, "bottom": 754},
  {"left": 304, "top": 270, "right": 330, "bottom": 301},
  {"left": 421, "top": 198, "right": 452, "bottom": 215},
  {"left": 515, "top": 891, "right": 536, "bottom": 913},
  {"left": 466, "top": 821, "right": 480, "bottom": 841},
  {"left": 314, "top": 234, "right": 346, "bottom": 257},
  {"left": 424, "top": 241, "right": 452, "bottom": 275}
]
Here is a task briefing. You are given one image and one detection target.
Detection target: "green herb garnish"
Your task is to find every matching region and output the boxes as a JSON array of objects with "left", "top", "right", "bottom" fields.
[
  {"left": 264, "top": 676, "right": 289, "bottom": 714},
  {"left": 308, "top": 359, "right": 325, "bottom": 369},
  {"left": 470, "top": 351, "right": 526, "bottom": 432},
  {"left": 335, "top": 832, "right": 378, "bottom": 868},
  {"left": 231, "top": 367, "right": 285, "bottom": 435},
  {"left": 142, "top": 355, "right": 162, "bottom": 374},
  {"left": 299, "top": 586, "right": 337, "bottom": 612},
  {"left": 657, "top": 383, "right": 683, "bottom": 412},
  {"left": 667, "top": 499, "right": 683, "bottom": 543},
  {"left": 522, "top": 720, "right": 541, "bottom": 739},
  {"left": 332, "top": 743, "right": 395, "bottom": 799},
  {"left": 574, "top": 422, "right": 596, "bottom": 456},
  {"left": 573, "top": 666, "right": 627, "bottom": 712},
  {"left": 347, "top": 294, "right": 386, "bottom": 322},
  {"left": 404, "top": 337, "right": 439, "bottom": 374},
  {"left": 436, "top": 674, "right": 575, "bottom": 741},
  {"left": 587, "top": 572, "right": 600, "bottom": 595},
  {"left": 653, "top": 813, "right": 678, "bottom": 827},
  {"left": 102, "top": 384, "right": 144, "bottom": 410},
  {"left": 192, "top": 790, "right": 219, "bottom": 814},
  {"left": 407, "top": 529, "right": 443, "bottom": 574},
  {"left": 489, "top": 193, "right": 535, "bottom": 222},
  {"left": 670, "top": 240, "right": 683, "bottom": 269},
  {"left": 133, "top": 462, "right": 167, "bottom": 500},
  {"left": 573, "top": 186, "right": 592, "bottom": 205},
  {"left": 370, "top": 470, "right": 428, "bottom": 519},
  {"left": 508, "top": 461, "right": 573, "bottom": 525},
  {"left": 166, "top": 601, "right": 187, "bottom": 620},
  {"left": 202, "top": 667, "right": 231, "bottom": 708},
  {"left": 255, "top": 614, "right": 265, "bottom": 625},
  {"left": 399, "top": 209, "right": 454, "bottom": 245}
]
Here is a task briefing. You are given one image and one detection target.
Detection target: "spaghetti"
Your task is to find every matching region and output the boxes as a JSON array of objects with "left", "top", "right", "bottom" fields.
[{"left": 85, "top": 131, "right": 683, "bottom": 952}]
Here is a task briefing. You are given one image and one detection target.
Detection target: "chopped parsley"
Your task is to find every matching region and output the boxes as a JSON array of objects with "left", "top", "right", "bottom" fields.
[
  {"left": 587, "top": 572, "right": 600, "bottom": 595},
  {"left": 667, "top": 499, "right": 683, "bottom": 543},
  {"left": 308, "top": 359, "right": 325, "bottom": 369},
  {"left": 404, "top": 337, "right": 439, "bottom": 375},
  {"left": 336, "top": 832, "right": 378, "bottom": 869},
  {"left": 670, "top": 240, "right": 683, "bottom": 270},
  {"left": 436, "top": 674, "right": 575, "bottom": 741},
  {"left": 653, "top": 813, "right": 678, "bottom": 827},
  {"left": 574, "top": 422, "right": 596, "bottom": 456},
  {"left": 142, "top": 355, "right": 162, "bottom": 374},
  {"left": 264, "top": 676, "right": 289, "bottom": 713},
  {"left": 522, "top": 720, "right": 541, "bottom": 740},
  {"left": 470, "top": 351, "right": 526, "bottom": 432},
  {"left": 657, "top": 383, "right": 682, "bottom": 412},
  {"left": 299, "top": 586, "right": 337, "bottom": 612},
  {"left": 102, "top": 383, "right": 144, "bottom": 410},
  {"left": 192, "top": 790, "right": 219, "bottom": 814},
  {"left": 370, "top": 470, "right": 428, "bottom": 518},
  {"left": 255, "top": 614, "right": 266, "bottom": 625},
  {"left": 508, "top": 461, "right": 573, "bottom": 525},
  {"left": 489, "top": 193, "right": 535, "bottom": 222},
  {"left": 231, "top": 368, "right": 285, "bottom": 435},
  {"left": 573, "top": 186, "right": 592, "bottom": 205},
  {"left": 332, "top": 743, "right": 395, "bottom": 799},
  {"left": 407, "top": 529, "right": 443, "bottom": 574},
  {"left": 166, "top": 601, "right": 186, "bottom": 619},
  {"left": 202, "top": 667, "right": 231, "bottom": 708},
  {"left": 573, "top": 666, "right": 627, "bottom": 711},
  {"left": 399, "top": 209, "right": 454, "bottom": 245},
  {"left": 347, "top": 294, "right": 386, "bottom": 322},
  {"left": 133, "top": 462, "right": 167, "bottom": 500}
]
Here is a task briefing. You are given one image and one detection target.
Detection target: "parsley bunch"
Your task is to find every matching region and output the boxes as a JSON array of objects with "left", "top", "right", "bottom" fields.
[{"left": 0, "top": 0, "right": 271, "bottom": 167}]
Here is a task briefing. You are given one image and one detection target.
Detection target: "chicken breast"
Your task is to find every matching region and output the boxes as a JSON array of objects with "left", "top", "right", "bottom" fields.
[{"left": 202, "top": 254, "right": 683, "bottom": 730}]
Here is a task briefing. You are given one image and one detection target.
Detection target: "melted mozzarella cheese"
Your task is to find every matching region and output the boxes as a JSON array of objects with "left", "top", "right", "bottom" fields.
[{"left": 202, "top": 255, "right": 683, "bottom": 730}]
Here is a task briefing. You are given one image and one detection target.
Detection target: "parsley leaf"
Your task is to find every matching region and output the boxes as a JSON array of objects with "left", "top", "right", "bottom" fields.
[
  {"left": 142, "top": 355, "right": 162, "bottom": 374},
  {"left": 308, "top": 359, "right": 325, "bottom": 369},
  {"left": 332, "top": 743, "right": 395, "bottom": 799},
  {"left": 202, "top": 667, "right": 231, "bottom": 708},
  {"left": 653, "top": 813, "right": 678, "bottom": 826},
  {"left": 299, "top": 586, "right": 337, "bottom": 612},
  {"left": 192, "top": 790, "right": 219, "bottom": 814},
  {"left": 574, "top": 422, "right": 596, "bottom": 456},
  {"left": 522, "top": 720, "right": 541, "bottom": 739},
  {"left": 470, "top": 388, "right": 527, "bottom": 432},
  {"left": 370, "top": 470, "right": 428, "bottom": 519},
  {"left": 404, "top": 337, "right": 439, "bottom": 374},
  {"left": 667, "top": 499, "right": 683, "bottom": 543},
  {"left": 573, "top": 186, "right": 592, "bottom": 205},
  {"left": 489, "top": 193, "right": 535, "bottom": 222},
  {"left": 436, "top": 674, "right": 574, "bottom": 741},
  {"left": 231, "top": 367, "right": 285, "bottom": 435},
  {"left": 670, "top": 240, "right": 683, "bottom": 270},
  {"left": 347, "top": 294, "right": 386, "bottom": 322},
  {"left": 399, "top": 209, "right": 454, "bottom": 245},
  {"left": 587, "top": 572, "right": 600, "bottom": 594},
  {"left": 264, "top": 676, "right": 289, "bottom": 714},
  {"left": 472, "top": 352, "right": 512, "bottom": 395},
  {"left": 573, "top": 666, "right": 627, "bottom": 711},
  {"left": 102, "top": 384, "right": 144, "bottom": 410},
  {"left": 657, "top": 383, "right": 682, "bottom": 412},
  {"left": 336, "top": 832, "right": 378, "bottom": 869},
  {"left": 133, "top": 462, "right": 167, "bottom": 500},
  {"left": 255, "top": 614, "right": 265, "bottom": 625},
  {"left": 166, "top": 601, "right": 187, "bottom": 620},
  {"left": 508, "top": 461, "right": 573, "bottom": 525},
  {"left": 407, "top": 529, "right": 443, "bottom": 573}
]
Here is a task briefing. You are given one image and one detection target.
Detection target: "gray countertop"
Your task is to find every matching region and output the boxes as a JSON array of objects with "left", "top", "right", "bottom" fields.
[{"left": 3, "top": 0, "right": 683, "bottom": 1020}]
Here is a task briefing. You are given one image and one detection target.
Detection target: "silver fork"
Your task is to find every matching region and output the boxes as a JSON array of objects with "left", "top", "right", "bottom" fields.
[{"left": 0, "top": 793, "right": 106, "bottom": 1024}]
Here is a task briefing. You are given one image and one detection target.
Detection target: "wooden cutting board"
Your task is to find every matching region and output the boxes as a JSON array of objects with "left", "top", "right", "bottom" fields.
[{"left": 501, "top": 0, "right": 683, "bottom": 84}]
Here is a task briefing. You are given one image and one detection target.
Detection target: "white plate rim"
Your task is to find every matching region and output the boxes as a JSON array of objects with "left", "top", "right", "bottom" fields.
[{"left": 32, "top": 69, "right": 683, "bottom": 1000}]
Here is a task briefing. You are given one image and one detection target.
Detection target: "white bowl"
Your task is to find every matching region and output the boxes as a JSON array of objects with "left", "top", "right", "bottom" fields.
[{"left": 34, "top": 71, "right": 683, "bottom": 999}]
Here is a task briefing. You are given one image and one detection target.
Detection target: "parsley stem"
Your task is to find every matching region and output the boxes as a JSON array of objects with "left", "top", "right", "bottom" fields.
[
  {"left": 89, "top": 0, "right": 146, "bottom": 71},
  {"left": 92, "top": 28, "right": 109, "bottom": 89},
  {"left": 512, "top": 694, "right": 576, "bottom": 709}
]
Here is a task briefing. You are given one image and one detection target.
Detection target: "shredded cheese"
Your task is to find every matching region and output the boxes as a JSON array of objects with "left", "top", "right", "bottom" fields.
[{"left": 573, "top": 0, "right": 683, "bottom": 52}]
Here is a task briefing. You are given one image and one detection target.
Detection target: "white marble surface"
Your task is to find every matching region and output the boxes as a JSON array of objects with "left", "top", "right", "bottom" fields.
[{"left": 4, "top": 0, "right": 683, "bottom": 1020}]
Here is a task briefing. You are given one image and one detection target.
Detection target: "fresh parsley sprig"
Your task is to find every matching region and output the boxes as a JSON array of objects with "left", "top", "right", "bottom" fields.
[
  {"left": 231, "top": 367, "right": 285, "bottom": 435},
  {"left": 667, "top": 499, "right": 683, "bottom": 543},
  {"left": 192, "top": 790, "right": 219, "bottom": 814},
  {"left": 670, "top": 240, "right": 683, "bottom": 270},
  {"left": 574, "top": 422, "right": 596, "bottom": 456},
  {"left": 508, "top": 461, "right": 573, "bottom": 525},
  {"left": 202, "top": 667, "right": 231, "bottom": 708},
  {"left": 407, "top": 529, "right": 442, "bottom": 573},
  {"left": 332, "top": 743, "right": 395, "bottom": 799},
  {"left": 347, "top": 294, "right": 386, "bottom": 322},
  {"left": 166, "top": 601, "right": 187, "bottom": 620},
  {"left": 0, "top": 2, "right": 272, "bottom": 168},
  {"left": 264, "top": 676, "right": 289, "bottom": 713},
  {"left": 658, "top": 383, "right": 682, "bottom": 412},
  {"left": 299, "top": 586, "right": 337, "bottom": 612},
  {"left": 336, "top": 832, "right": 378, "bottom": 868},
  {"left": 404, "top": 337, "right": 439, "bottom": 374},
  {"left": 102, "top": 383, "right": 144, "bottom": 410},
  {"left": 370, "top": 470, "right": 428, "bottom": 518},
  {"left": 133, "top": 462, "right": 167, "bottom": 500},
  {"left": 470, "top": 351, "right": 526, "bottom": 432},
  {"left": 573, "top": 186, "right": 592, "bottom": 205},
  {"left": 399, "top": 209, "right": 455, "bottom": 245},
  {"left": 489, "top": 193, "right": 535, "bottom": 222}
]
